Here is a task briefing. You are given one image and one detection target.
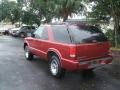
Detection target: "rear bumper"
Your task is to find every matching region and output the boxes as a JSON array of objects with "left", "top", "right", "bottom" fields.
[{"left": 62, "top": 56, "right": 113, "bottom": 71}]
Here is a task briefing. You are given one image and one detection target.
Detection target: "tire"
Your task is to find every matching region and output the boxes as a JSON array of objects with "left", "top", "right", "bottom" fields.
[
  {"left": 24, "top": 46, "right": 33, "bottom": 60},
  {"left": 20, "top": 33, "right": 26, "bottom": 38},
  {"left": 49, "top": 55, "right": 65, "bottom": 78}
]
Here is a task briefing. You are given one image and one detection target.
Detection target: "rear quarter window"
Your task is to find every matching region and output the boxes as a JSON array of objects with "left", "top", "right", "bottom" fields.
[{"left": 52, "top": 25, "right": 71, "bottom": 43}]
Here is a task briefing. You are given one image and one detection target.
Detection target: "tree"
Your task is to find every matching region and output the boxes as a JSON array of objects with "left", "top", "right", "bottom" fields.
[
  {"left": 0, "top": 0, "right": 85, "bottom": 25},
  {"left": 86, "top": 0, "right": 120, "bottom": 47},
  {"left": 22, "top": 10, "right": 42, "bottom": 26},
  {"left": 53, "top": 0, "right": 83, "bottom": 21},
  {"left": 27, "top": 0, "right": 84, "bottom": 22},
  {"left": 29, "top": 0, "right": 56, "bottom": 23},
  {"left": 0, "top": 0, "right": 20, "bottom": 24}
]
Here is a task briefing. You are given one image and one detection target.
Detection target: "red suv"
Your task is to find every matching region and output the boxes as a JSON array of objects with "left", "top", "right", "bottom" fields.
[{"left": 24, "top": 23, "right": 113, "bottom": 78}]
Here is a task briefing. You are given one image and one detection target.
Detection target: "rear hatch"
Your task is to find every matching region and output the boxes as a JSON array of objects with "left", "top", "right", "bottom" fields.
[
  {"left": 76, "top": 42, "right": 109, "bottom": 61},
  {"left": 68, "top": 25, "right": 109, "bottom": 61}
]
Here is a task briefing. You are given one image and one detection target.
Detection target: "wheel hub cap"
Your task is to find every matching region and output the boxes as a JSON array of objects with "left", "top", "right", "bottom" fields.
[
  {"left": 50, "top": 60, "right": 58, "bottom": 75},
  {"left": 25, "top": 49, "right": 29, "bottom": 58}
]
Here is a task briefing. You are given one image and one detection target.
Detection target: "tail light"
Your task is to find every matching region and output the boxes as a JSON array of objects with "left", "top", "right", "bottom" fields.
[{"left": 70, "top": 47, "right": 76, "bottom": 58}]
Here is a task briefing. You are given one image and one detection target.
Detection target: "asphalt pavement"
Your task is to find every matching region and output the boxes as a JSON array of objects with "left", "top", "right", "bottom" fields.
[{"left": 0, "top": 36, "right": 120, "bottom": 90}]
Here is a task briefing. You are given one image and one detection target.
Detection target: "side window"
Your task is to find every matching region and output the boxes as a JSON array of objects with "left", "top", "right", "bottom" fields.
[
  {"left": 34, "top": 26, "right": 44, "bottom": 38},
  {"left": 23, "top": 27, "right": 27, "bottom": 30},
  {"left": 28, "top": 27, "right": 31, "bottom": 29},
  {"left": 34, "top": 26, "right": 48, "bottom": 40},
  {"left": 20, "top": 27, "right": 25, "bottom": 31},
  {"left": 41, "top": 27, "right": 48, "bottom": 40},
  {"left": 52, "top": 25, "right": 71, "bottom": 43},
  {"left": 21, "top": 26, "right": 28, "bottom": 32}
]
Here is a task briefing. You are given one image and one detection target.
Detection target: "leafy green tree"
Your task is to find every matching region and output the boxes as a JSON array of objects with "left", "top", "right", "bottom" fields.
[
  {"left": 22, "top": 10, "right": 42, "bottom": 26},
  {"left": 86, "top": 0, "right": 120, "bottom": 47},
  {"left": 53, "top": 0, "right": 83, "bottom": 21},
  {"left": 28, "top": 0, "right": 84, "bottom": 22},
  {"left": 0, "top": 0, "right": 20, "bottom": 24},
  {"left": 30, "top": 0, "right": 55, "bottom": 23},
  {"left": 0, "top": 0, "right": 84, "bottom": 25}
]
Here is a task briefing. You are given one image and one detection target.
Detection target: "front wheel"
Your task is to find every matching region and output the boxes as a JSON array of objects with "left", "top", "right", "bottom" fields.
[
  {"left": 49, "top": 55, "right": 65, "bottom": 78},
  {"left": 24, "top": 46, "right": 33, "bottom": 60}
]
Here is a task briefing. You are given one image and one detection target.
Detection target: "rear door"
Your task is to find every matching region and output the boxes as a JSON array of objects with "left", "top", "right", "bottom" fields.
[{"left": 69, "top": 25, "right": 109, "bottom": 60}]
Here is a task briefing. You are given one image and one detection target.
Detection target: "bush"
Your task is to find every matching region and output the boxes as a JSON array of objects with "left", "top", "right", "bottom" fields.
[{"left": 105, "top": 29, "right": 114, "bottom": 46}]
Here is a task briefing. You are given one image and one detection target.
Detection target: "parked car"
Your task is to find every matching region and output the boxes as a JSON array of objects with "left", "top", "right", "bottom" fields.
[
  {"left": 10, "top": 26, "right": 36, "bottom": 37},
  {"left": 24, "top": 23, "right": 113, "bottom": 78},
  {"left": 18, "top": 26, "right": 36, "bottom": 38},
  {"left": 9, "top": 28, "right": 20, "bottom": 36},
  {"left": 3, "top": 30, "right": 9, "bottom": 35},
  {"left": 0, "top": 28, "right": 9, "bottom": 35}
]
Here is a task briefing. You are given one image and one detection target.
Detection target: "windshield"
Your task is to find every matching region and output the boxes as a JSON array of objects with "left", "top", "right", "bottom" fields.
[{"left": 69, "top": 25, "right": 108, "bottom": 44}]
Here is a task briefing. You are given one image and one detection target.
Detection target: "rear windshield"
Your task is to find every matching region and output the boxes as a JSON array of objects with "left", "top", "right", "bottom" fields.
[{"left": 69, "top": 25, "right": 108, "bottom": 44}]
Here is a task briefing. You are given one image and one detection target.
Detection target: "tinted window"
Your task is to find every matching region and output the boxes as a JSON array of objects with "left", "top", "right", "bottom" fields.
[
  {"left": 52, "top": 25, "right": 71, "bottom": 43},
  {"left": 21, "top": 26, "right": 27, "bottom": 30},
  {"left": 21, "top": 26, "right": 35, "bottom": 30},
  {"left": 41, "top": 27, "right": 48, "bottom": 40},
  {"left": 31, "top": 26, "right": 35, "bottom": 29},
  {"left": 34, "top": 26, "right": 48, "bottom": 40},
  {"left": 69, "top": 25, "right": 108, "bottom": 44},
  {"left": 28, "top": 26, "right": 35, "bottom": 29},
  {"left": 34, "top": 26, "right": 44, "bottom": 38}
]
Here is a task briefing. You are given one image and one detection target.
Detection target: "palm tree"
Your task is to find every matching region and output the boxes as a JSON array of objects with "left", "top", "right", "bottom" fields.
[{"left": 54, "top": 0, "right": 83, "bottom": 21}]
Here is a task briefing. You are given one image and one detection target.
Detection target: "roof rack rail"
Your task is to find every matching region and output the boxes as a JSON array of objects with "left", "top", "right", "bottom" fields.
[
  {"left": 66, "top": 19, "right": 108, "bottom": 24},
  {"left": 49, "top": 19, "right": 95, "bottom": 25}
]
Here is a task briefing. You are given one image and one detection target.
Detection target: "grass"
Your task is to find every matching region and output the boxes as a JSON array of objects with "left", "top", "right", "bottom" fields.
[{"left": 111, "top": 47, "right": 120, "bottom": 51}]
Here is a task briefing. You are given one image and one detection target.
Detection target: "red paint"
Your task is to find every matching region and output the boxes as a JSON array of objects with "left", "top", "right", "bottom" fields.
[{"left": 24, "top": 25, "right": 113, "bottom": 71}]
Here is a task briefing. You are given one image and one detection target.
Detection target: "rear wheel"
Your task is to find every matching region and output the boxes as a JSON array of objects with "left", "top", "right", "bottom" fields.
[
  {"left": 25, "top": 46, "right": 33, "bottom": 60},
  {"left": 49, "top": 55, "right": 65, "bottom": 78},
  {"left": 20, "top": 33, "right": 26, "bottom": 38}
]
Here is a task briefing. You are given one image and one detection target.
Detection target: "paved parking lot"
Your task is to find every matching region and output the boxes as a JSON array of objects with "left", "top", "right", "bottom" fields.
[{"left": 0, "top": 36, "right": 120, "bottom": 90}]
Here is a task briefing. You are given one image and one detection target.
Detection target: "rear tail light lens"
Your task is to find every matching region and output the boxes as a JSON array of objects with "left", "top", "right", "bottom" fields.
[{"left": 70, "top": 47, "right": 76, "bottom": 58}]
